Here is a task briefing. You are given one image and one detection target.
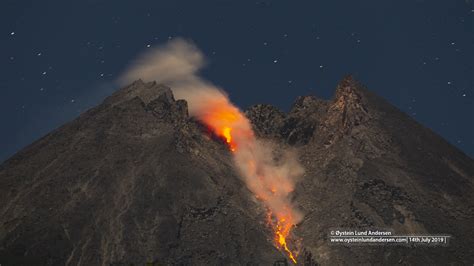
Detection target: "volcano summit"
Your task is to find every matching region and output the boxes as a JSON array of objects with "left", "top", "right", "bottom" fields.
[{"left": 0, "top": 76, "right": 473, "bottom": 265}]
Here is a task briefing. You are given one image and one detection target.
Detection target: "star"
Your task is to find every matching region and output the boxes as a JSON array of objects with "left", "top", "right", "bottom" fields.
[
  {"left": 37, "top": 52, "right": 42, "bottom": 56},
  {"left": 462, "top": 93, "right": 466, "bottom": 97},
  {"left": 100, "top": 73, "right": 104, "bottom": 77},
  {"left": 447, "top": 81, "right": 451, "bottom": 85},
  {"left": 319, "top": 65, "right": 324, "bottom": 68},
  {"left": 146, "top": 44, "right": 151, "bottom": 48},
  {"left": 71, "top": 99, "right": 75, "bottom": 103},
  {"left": 263, "top": 42, "right": 268, "bottom": 46},
  {"left": 273, "top": 59, "right": 278, "bottom": 63},
  {"left": 42, "top": 71, "right": 47, "bottom": 75},
  {"left": 10, "top": 31, "right": 15, "bottom": 36}
]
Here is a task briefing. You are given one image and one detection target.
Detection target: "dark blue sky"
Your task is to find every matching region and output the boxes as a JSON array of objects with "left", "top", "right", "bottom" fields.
[{"left": 1, "top": 0, "right": 473, "bottom": 161}]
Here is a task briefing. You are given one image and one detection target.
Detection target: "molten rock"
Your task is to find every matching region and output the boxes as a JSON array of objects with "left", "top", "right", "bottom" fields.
[{"left": 0, "top": 76, "right": 473, "bottom": 265}]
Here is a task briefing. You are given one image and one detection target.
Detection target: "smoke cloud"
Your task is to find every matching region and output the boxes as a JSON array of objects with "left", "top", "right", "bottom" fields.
[
  {"left": 119, "top": 38, "right": 229, "bottom": 116},
  {"left": 119, "top": 38, "right": 304, "bottom": 262}
]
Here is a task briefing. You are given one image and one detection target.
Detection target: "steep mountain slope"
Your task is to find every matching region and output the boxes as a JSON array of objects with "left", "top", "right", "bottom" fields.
[
  {"left": 1, "top": 77, "right": 473, "bottom": 265},
  {"left": 246, "top": 76, "right": 474, "bottom": 265},
  {"left": 0, "top": 80, "right": 281, "bottom": 265}
]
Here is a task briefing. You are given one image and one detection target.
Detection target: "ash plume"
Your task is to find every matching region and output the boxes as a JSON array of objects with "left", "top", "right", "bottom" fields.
[
  {"left": 119, "top": 38, "right": 304, "bottom": 262},
  {"left": 119, "top": 38, "right": 228, "bottom": 116}
]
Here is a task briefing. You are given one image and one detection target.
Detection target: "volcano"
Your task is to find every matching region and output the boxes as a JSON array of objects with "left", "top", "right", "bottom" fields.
[{"left": 0, "top": 76, "right": 473, "bottom": 265}]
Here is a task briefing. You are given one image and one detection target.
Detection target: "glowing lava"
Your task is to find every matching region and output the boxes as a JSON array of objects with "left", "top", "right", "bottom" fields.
[
  {"left": 275, "top": 213, "right": 298, "bottom": 264},
  {"left": 119, "top": 38, "right": 303, "bottom": 263},
  {"left": 195, "top": 95, "right": 302, "bottom": 264},
  {"left": 265, "top": 209, "right": 298, "bottom": 264},
  {"left": 222, "top": 127, "right": 235, "bottom": 151},
  {"left": 198, "top": 96, "right": 252, "bottom": 152}
]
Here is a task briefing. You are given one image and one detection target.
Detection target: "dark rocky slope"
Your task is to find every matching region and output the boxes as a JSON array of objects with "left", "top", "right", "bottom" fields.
[
  {"left": 247, "top": 76, "right": 474, "bottom": 265},
  {"left": 1, "top": 77, "right": 473, "bottom": 265}
]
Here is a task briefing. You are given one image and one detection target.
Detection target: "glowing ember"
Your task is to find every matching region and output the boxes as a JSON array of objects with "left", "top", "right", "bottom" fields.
[{"left": 195, "top": 95, "right": 303, "bottom": 264}]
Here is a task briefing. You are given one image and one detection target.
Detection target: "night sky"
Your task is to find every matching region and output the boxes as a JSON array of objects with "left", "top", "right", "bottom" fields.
[{"left": 1, "top": 0, "right": 473, "bottom": 162}]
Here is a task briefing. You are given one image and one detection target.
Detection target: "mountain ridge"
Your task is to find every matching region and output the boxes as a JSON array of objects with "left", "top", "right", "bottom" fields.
[{"left": 0, "top": 76, "right": 473, "bottom": 265}]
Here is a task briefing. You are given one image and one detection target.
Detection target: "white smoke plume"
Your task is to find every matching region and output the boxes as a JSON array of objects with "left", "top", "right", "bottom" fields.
[
  {"left": 119, "top": 38, "right": 304, "bottom": 261},
  {"left": 119, "top": 38, "right": 228, "bottom": 116}
]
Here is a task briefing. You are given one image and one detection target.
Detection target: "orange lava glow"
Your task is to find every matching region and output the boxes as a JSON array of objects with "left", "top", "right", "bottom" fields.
[
  {"left": 197, "top": 96, "right": 299, "bottom": 264},
  {"left": 275, "top": 214, "right": 297, "bottom": 264},
  {"left": 222, "top": 127, "right": 235, "bottom": 151},
  {"left": 199, "top": 98, "right": 252, "bottom": 152},
  {"left": 267, "top": 210, "right": 298, "bottom": 264}
]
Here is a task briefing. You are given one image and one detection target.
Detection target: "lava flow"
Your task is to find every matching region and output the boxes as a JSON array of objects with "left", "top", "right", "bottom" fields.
[
  {"left": 119, "top": 38, "right": 303, "bottom": 262},
  {"left": 265, "top": 209, "right": 299, "bottom": 264},
  {"left": 196, "top": 95, "right": 303, "bottom": 264}
]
